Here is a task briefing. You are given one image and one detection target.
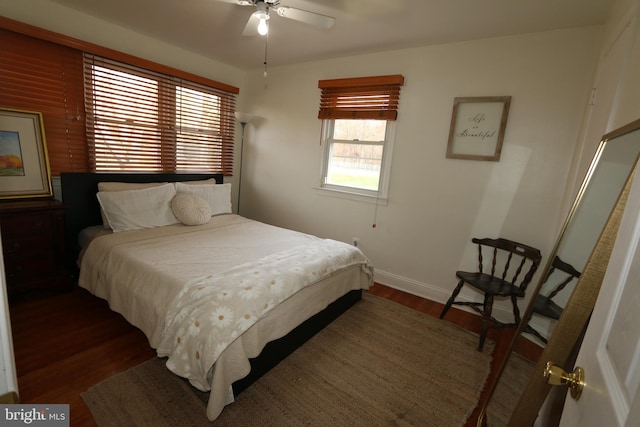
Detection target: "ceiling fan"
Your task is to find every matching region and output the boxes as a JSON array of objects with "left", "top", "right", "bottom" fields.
[{"left": 219, "top": 0, "right": 336, "bottom": 36}]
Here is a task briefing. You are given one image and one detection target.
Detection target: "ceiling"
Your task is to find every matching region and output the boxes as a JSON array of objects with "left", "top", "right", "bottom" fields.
[{"left": 50, "top": 0, "right": 614, "bottom": 70}]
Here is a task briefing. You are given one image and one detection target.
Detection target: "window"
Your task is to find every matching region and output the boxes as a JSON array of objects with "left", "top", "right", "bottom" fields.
[
  {"left": 321, "top": 119, "right": 393, "bottom": 195},
  {"left": 84, "top": 54, "right": 236, "bottom": 174},
  {"left": 317, "top": 75, "right": 404, "bottom": 199}
]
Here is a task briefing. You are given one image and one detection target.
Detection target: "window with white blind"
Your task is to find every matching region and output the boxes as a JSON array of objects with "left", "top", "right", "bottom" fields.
[{"left": 84, "top": 54, "right": 236, "bottom": 173}]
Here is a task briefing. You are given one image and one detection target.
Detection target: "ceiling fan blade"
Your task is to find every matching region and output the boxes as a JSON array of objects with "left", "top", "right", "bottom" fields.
[
  {"left": 242, "top": 13, "right": 261, "bottom": 36},
  {"left": 273, "top": 6, "right": 336, "bottom": 29},
  {"left": 213, "top": 0, "right": 255, "bottom": 4}
]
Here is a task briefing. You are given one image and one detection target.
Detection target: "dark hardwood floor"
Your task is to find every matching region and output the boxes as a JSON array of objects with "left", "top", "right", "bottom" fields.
[
  {"left": 9, "top": 289, "right": 156, "bottom": 427},
  {"left": 8, "top": 284, "right": 542, "bottom": 426}
]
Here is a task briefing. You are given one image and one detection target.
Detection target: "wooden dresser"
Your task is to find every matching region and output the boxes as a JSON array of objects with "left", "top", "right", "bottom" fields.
[{"left": 0, "top": 199, "right": 71, "bottom": 296}]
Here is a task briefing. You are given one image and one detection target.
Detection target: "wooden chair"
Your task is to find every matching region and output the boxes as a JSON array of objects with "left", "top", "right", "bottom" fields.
[
  {"left": 525, "top": 255, "right": 581, "bottom": 344},
  {"left": 439, "top": 237, "right": 542, "bottom": 351}
]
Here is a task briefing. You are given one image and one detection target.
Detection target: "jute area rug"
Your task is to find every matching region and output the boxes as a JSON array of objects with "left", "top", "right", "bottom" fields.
[
  {"left": 82, "top": 294, "right": 494, "bottom": 426},
  {"left": 486, "top": 353, "right": 536, "bottom": 427}
]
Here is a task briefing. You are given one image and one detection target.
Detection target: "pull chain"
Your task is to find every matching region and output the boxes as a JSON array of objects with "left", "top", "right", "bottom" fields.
[{"left": 263, "top": 27, "right": 269, "bottom": 86}]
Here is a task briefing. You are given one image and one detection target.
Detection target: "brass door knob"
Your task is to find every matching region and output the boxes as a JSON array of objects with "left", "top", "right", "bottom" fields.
[{"left": 544, "top": 362, "right": 585, "bottom": 400}]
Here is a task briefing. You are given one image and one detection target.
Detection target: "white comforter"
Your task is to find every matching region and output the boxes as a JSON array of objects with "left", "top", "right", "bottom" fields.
[{"left": 78, "top": 214, "right": 373, "bottom": 420}]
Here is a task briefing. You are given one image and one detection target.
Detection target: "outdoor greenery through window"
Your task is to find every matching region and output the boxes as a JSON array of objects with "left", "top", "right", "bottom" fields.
[
  {"left": 84, "top": 54, "right": 236, "bottom": 173},
  {"left": 325, "top": 119, "right": 387, "bottom": 192}
]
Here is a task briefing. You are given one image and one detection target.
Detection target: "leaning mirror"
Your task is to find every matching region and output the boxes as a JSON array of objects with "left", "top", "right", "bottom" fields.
[{"left": 480, "top": 117, "right": 640, "bottom": 425}]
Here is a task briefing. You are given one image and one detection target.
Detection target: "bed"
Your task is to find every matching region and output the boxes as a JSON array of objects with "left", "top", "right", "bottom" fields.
[{"left": 60, "top": 172, "right": 373, "bottom": 421}]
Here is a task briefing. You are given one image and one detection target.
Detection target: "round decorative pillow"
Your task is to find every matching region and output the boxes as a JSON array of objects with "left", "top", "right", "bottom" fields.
[{"left": 171, "top": 193, "right": 212, "bottom": 226}]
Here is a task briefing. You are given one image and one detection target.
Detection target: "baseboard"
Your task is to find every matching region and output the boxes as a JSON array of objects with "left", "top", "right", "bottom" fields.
[{"left": 373, "top": 269, "right": 517, "bottom": 323}]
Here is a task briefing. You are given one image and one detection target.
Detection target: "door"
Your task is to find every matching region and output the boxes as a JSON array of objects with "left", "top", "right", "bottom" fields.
[{"left": 559, "top": 167, "right": 640, "bottom": 426}]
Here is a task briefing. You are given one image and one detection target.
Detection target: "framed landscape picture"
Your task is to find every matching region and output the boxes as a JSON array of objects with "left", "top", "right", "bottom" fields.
[
  {"left": 446, "top": 96, "right": 511, "bottom": 161},
  {"left": 0, "top": 108, "right": 53, "bottom": 199}
]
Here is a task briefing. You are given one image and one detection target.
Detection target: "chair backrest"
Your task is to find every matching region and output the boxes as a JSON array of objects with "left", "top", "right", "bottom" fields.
[
  {"left": 544, "top": 255, "right": 582, "bottom": 300},
  {"left": 472, "top": 237, "right": 543, "bottom": 291}
]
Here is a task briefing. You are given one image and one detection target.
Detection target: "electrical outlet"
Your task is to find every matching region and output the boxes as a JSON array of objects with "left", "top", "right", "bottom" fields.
[{"left": 352, "top": 238, "right": 359, "bottom": 247}]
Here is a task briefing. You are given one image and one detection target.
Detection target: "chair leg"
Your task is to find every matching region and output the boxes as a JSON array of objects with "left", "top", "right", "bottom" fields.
[
  {"left": 511, "top": 295, "right": 521, "bottom": 326},
  {"left": 478, "top": 294, "right": 494, "bottom": 352},
  {"left": 439, "top": 280, "right": 465, "bottom": 319}
]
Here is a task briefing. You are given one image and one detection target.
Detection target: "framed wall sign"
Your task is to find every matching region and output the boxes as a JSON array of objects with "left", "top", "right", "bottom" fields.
[
  {"left": 446, "top": 96, "right": 511, "bottom": 161},
  {"left": 0, "top": 108, "right": 53, "bottom": 199}
]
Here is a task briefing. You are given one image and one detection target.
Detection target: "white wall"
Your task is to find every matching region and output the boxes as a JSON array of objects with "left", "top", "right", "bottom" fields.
[
  {"left": 239, "top": 28, "right": 602, "bottom": 319},
  {"left": 607, "top": 0, "right": 640, "bottom": 129}
]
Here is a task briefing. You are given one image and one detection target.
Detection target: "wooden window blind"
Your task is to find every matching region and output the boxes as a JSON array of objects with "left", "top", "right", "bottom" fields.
[
  {"left": 318, "top": 74, "right": 405, "bottom": 121},
  {"left": 84, "top": 54, "right": 236, "bottom": 174},
  {"left": 0, "top": 17, "right": 240, "bottom": 177},
  {"left": 0, "top": 28, "right": 88, "bottom": 175}
]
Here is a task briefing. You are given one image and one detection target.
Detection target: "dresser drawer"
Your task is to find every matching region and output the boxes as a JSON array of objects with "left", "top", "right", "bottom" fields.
[
  {"left": 2, "top": 230, "right": 55, "bottom": 258},
  {"left": 3, "top": 236, "right": 55, "bottom": 262},
  {"left": 0, "top": 199, "right": 71, "bottom": 296},
  {"left": 4, "top": 255, "right": 59, "bottom": 280},
  {"left": 1, "top": 213, "right": 54, "bottom": 238}
]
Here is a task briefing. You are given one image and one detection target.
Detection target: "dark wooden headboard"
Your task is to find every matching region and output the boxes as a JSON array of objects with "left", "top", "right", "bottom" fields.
[{"left": 60, "top": 172, "right": 224, "bottom": 272}]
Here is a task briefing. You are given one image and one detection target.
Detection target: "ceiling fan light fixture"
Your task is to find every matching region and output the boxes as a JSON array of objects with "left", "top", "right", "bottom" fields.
[
  {"left": 257, "top": 15, "right": 269, "bottom": 35},
  {"left": 253, "top": 10, "right": 269, "bottom": 20},
  {"left": 253, "top": 2, "right": 270, "bottom": 35}
]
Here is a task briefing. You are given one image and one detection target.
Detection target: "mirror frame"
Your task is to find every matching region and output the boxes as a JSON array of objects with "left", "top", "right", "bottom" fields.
[{"left": 477, "top": 117, "right": 640, "bottom": 425}]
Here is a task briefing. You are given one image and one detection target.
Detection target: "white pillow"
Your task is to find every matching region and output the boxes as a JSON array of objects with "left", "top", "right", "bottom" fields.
[
  {"left": 97, "top": 183, "right": 179, "bottom": 232},
  {"left": 97, "top": 181, "right": 167, "bottom": 228},
  {"left": 171, "top": 193, "right": 212, "bottom": 226},
  {"left": 175, "top": 182, "right": 232, "bottom": 216},
  {"left": 97, "top": 181, "right": 167, "bottom": 192},
  {"left": 179, "top": 178, "right": 218, "bottom": 186}
]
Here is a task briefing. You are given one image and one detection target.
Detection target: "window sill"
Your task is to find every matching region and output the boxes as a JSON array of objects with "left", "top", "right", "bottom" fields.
[{"left": 313, "top": 186, "right": 388, "bottom": 205}]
